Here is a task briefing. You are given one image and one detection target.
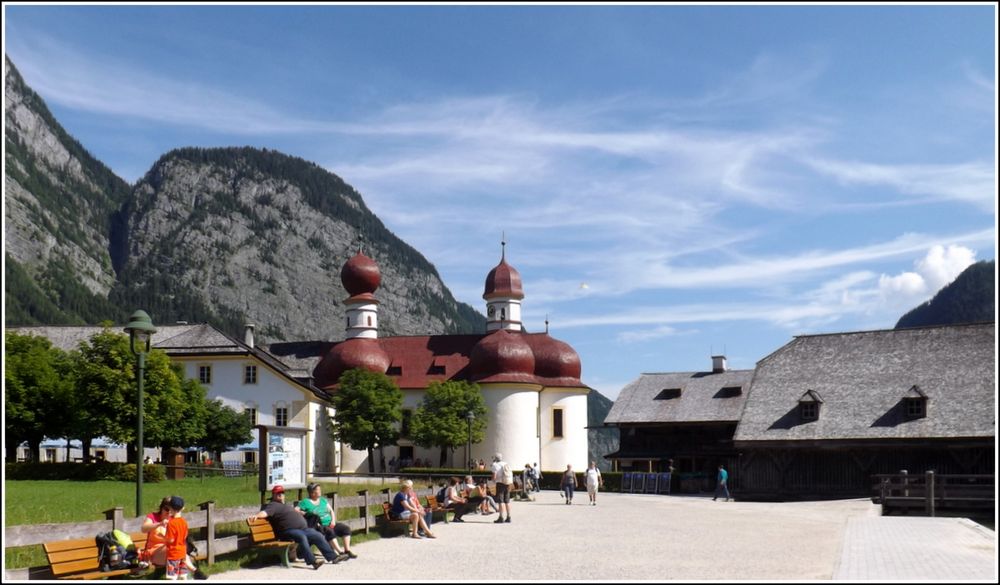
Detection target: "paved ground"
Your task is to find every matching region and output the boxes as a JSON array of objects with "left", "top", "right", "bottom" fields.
[{"left": 215, "top": 491, "right": 996, "bottom": 582}]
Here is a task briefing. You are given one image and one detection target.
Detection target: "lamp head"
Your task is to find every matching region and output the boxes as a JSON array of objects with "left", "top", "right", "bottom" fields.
[{"left": 124, "top": 310, "right": 157, "bottom": 354}]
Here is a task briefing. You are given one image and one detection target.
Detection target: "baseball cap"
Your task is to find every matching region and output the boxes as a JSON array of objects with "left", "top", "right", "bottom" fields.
[
  {"left": 169, "top": 496, "right": 185, "bottom": 510},
  {"left": 271, "top": 485, "right": 285, "bottom": 495},
  {"left": 493, "top": 453, "right": 502, "bottom": 462}
]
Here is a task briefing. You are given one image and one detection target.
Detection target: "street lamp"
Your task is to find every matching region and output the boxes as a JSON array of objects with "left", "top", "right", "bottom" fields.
[
  {"left": 465, "top": 411, "right": 475, "bottom": 472},
  {"left": 124, "top": 310, "right": 156, "bottom": 518}
]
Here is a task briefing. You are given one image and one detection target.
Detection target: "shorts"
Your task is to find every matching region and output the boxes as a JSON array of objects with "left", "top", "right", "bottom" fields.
[
  {"left": 495, "top": 483, "right": 511, "bottom": 503},
  {"left": 398, "top": 510, "right": 413, "bottom": 520},
  {"left": 322, "top": 523, "right": 352, "bottom": 539},
  {"left": 165, "top": 558, "right": 189, "bottom": 580},
  {"left": 587, "top": 483, "right": 599, "bottom": 494}
]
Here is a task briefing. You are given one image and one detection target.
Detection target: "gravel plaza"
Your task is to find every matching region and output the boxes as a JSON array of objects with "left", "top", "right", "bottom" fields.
[{"left": 217, "top": 490, "right": 996, "bottom": 582}]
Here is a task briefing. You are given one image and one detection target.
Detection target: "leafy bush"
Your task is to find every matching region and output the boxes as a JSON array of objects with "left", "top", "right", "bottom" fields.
[{"left": 5, "top": 462, "right": 165, "bottom": 483}]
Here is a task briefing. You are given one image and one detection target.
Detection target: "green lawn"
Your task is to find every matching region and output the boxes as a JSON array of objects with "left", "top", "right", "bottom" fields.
[{"left": 4, "top": 476, "right": 387, "bottom": 571}]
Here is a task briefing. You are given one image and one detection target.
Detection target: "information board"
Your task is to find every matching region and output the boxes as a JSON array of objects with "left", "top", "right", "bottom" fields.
[{"left": 257, "top": 425, "right": 308, "bottom": 493}]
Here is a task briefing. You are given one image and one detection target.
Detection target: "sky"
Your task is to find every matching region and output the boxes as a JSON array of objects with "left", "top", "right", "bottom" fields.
[{"left": 3, "top": 4, "right": 997, "bottom": 400}]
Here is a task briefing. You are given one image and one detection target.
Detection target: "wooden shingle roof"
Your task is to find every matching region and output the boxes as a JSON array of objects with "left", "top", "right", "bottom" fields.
[
  {"left": 603, "top": 368, "right": 754, "bottom": 425},
  {"left": 733, "top": 322, "right": 995, "bottom": 443}
]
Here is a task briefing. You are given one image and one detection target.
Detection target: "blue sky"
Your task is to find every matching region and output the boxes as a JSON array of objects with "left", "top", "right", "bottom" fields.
[{"left": 4, "top": 4, "right": 996, "bottom": 400}]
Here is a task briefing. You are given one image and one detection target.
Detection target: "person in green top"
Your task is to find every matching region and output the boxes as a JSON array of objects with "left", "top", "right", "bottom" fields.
[
  {"left": 713, "top": 465, "right": 730, "bottom": 502},
  {"left": 296, "top": 483, "right": 357, "bottom": 560}
]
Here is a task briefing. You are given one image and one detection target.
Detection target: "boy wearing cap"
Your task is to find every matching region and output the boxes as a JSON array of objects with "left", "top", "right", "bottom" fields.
[
  {"left": 164, "top": 496, "right": 194, "bottom": 580},
  {"left": 248, "top": 485, "right": 341, "bottom": 569}
]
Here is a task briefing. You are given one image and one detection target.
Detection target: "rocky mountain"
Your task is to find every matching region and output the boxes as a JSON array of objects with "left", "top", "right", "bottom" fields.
[
  {"left": 4, "top": 56, "right": 131, "bottom": 325},
  {"left": 588, "top": 389, "right": 619, "bottom": 472},
  {"left": 895, "top": 260, "right": 995, "bottom": 329},
  {"left": 4, "top": 56, "right": 484, "bottom": 341}
]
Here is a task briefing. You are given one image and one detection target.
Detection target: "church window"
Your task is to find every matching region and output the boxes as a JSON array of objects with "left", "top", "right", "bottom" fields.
[{"left": 553, "top": 408, "right": 564, "bottom": 438}]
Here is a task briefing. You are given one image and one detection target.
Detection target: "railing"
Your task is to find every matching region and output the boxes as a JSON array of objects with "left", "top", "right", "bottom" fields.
[
  {"left": 3, "top": 487, "right": 437, "bottom": 580},
  {"left": 871, "top": 471, "right": 994, "bottom": 517}
]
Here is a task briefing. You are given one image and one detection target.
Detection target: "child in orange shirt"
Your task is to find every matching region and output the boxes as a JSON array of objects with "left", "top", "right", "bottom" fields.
[{"left": 164, "top": 496, "right": 196, "bottom": 580}]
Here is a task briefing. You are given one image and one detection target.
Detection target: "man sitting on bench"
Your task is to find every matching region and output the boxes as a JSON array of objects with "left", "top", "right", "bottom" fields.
[
  {"left": 247, "top": 485, "right": 344, "bottom": 569},
  {"left": 445, "top": 477, "right": 483, "bottom": 522}
]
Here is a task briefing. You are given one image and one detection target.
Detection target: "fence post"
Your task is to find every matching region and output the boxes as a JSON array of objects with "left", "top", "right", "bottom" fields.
[
  {"left": 900, "top": 469, "right": 908, "bottom": 498},
  {"left": 199, "top": 501, "right": 215, "bottom": 565},
  {"left": 357, "top": 490, "right": 370, "bottom": 534},
  {"left": 925, "top": 470, "right": 935, "bottom": 517},
  {"left": 329, "top": 492, "right": 339, "bottom": 518},
  {"left": 103, "top": 507, "right": 124, "bottom": 532}
]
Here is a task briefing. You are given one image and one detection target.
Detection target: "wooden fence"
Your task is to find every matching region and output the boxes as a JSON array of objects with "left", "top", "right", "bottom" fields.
[
  {"left": 871, "top": 471, "right": 994, "bottom": 517},
  {"left": 4, "top": 487, "right": 437, "bottom": 581}
]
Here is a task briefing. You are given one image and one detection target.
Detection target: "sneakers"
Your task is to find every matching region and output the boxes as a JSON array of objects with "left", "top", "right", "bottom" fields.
[
  {"left": 345, "top": 551, "right": 358, "bottom": 559},
  {"left": 504, "top": 517, "right": 511, "bottom": 523},
  {"left": 330, "top": 553, "right": 349, "bottom": 564},
  {"left": 494, "top": 517, "right": 505, "bottom": 524},
  {"left": 452, "top": 518, "right": 465, "bottom": 523},
  {"left": 312, "top": 558, "right": 326, "bottom": 570}
]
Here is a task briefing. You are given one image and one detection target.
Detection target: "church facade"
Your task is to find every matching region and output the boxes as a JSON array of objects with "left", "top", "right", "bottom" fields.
[{"left": 270, "top": 244, "right": 592, "bottom": 473}]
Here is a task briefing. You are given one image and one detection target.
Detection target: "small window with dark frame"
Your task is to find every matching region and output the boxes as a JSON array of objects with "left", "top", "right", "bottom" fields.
[
  {"left": 387, "top": 365, "right": 402, "bottom": 376},
  {"left": 905, "top": 398, "right": 926, "bottom": 419},
  {"left": 275, "top": 407, "right": 288, "bottom": 427},
  {"left": 428, "top": 364, "right": 446, "bottom": 375},
  {"left": 552, "top": 408, "right": 564, "bottom": 438},
  {"left": 245, "top": 407, "right": 258, "bottom": 426},
  {"left": 800, "top": 402, "right": 819, "bottom": 421},
  {"left": 198, "top": 365, "right": 212, "bottom": 385},
  {"left": 244, "top": 365, "right": 258, "bottom": 384}
]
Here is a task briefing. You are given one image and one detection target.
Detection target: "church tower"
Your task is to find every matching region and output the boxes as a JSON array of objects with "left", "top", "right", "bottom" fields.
[{"left": 483, "top": 239, "right": 524, "bottom": 332}]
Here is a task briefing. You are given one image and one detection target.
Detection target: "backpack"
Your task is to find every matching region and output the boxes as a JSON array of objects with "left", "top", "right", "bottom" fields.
[
  {"left": 436, "top": 485, "right": 448, "bottom": 503},
  {"left": 501, "top": 463, "right": 513, "bottom": 484},
  {"left": 95, "top": 531, "right": 136, "bottom": 572}
]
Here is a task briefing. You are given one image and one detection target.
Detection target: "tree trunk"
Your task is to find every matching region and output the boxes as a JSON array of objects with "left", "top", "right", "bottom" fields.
[
  {"left": 439, "top": 446, "right": 447, "bottom": 468},
  {"left": 126, "top": 443, "right": 136, "bottom": 464},
  {"left": 28, "top": 437, "right": 42, "bottom": 462},
  {"left": 66, "top": 438, "right": 72, "bottom": 463},
  {"left": 367, "top": 447, "right": 375, "bottom": 473},
  {"left": 81, "top": 437, "right": 93, "bottom": 463},
  {"left": 6, "top": 438, "right": 21, "bottom": 462}
]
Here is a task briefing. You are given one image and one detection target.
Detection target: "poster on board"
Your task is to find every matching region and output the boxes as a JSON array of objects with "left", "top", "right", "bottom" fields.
[{"left": 257, "top": 425, "right": 308, "bottom": 493}]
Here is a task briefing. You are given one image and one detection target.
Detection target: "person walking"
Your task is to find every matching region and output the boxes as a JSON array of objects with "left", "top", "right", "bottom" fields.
[
  {"left": 584, "top": 461, "right": 603, "bottom": 505},
  {"left": 532, "top": 463, "right": 542, "bottom": 492},
  {"left": 491, "top": 453, "right": 513, "bottom": 523},
  {"left": 713, "top": 464, "right": 730, "bottom": 502},
  {"left": 560, "top": 464, "right": 577, "bottom": 504}
]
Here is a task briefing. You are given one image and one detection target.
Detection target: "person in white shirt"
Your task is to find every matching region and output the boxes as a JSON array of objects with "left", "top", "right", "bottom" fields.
[{"left": 585, "top": 461, "right": 603, "bottom": 506}]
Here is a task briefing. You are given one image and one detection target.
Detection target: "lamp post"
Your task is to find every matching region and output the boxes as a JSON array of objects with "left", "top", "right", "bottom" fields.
[
  {"left": 124, "top": 310, "right": 156, "bottom": 518},
  {"left": 465, "top": 411, "right": 475, "bottom": 472}
]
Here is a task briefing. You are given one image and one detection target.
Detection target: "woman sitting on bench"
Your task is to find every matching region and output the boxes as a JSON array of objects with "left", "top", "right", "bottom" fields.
[{"left": 391, "top": 480, "right": 436, "bottom": 539}]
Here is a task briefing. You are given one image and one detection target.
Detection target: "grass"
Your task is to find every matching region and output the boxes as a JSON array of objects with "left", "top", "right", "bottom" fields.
[{"left": 4, "top": 476, "right": 389, "bottom": 571}]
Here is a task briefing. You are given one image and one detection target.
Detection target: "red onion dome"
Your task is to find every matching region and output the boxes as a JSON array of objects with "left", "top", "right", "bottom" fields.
[
  {"left": 483, "top": 259, "right": 524, "bottom": 300},
  {"left": 313, "top": 338, "right": 391, "bottom": 389},
  {"left": 530, "top": 334, "right": 582, "bottom": 380},
  {"left": 468, "top": 330, "right": 536, "bottom": 383},
  {"left": 341, "top": 252, "right": 381, "bottom": 297}
]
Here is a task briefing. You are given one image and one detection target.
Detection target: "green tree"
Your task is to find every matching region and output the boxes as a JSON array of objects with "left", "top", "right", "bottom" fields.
[
  {"left": 330, "top": 368, "right": 403, "bottom": 473},
  {"left": 410, "top": 380, "right": 488, "bottom": 467},
  {"left": 4, "top": 332, "right": 75, "bottom": 462},
  {"left": 71, "top": 326, "right": 208, "bottom": 462},
  {"left": 195, "top": 400, "right": 253, "bottom": 463}
]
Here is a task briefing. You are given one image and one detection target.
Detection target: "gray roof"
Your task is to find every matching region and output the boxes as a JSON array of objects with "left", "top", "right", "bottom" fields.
[
  {"left": 604, "top": 368, "right": 754, "bottom": 425},
  {"left": 7, "top": 324, "right": 204, "bottom": 352},
  {"left": 6, "top": 324, "right": 327, "bottom": 400},
  {"left": 734, "top": 322, "right": 996, "bottom": 443}
]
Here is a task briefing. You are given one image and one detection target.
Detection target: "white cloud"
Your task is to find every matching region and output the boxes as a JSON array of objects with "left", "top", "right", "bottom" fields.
[
  {"left": 878, "top": 272, "right": 926, "bottom": 297},
  {"left": 617, "top": 325, "right": 681, "bottom": 344},
  {"left": 915, "top": 244, "right": 977, "bottom": 291}
]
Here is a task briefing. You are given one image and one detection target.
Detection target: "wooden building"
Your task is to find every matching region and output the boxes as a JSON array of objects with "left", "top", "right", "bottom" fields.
[
  {"left": 602, "top": 356, "right": 753, "bottom": 491},
  {"left": 733, "top": 322, "right": 995, "bottom": 499}
]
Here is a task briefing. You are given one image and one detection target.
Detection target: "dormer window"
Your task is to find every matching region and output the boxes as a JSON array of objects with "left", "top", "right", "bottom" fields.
[
  {"left": 717, "top": 386, "right": 742, "bottom": 398},
  {"left": 387, "top": 366, "right": 402, "bottom": 376},
  {"left": 904, "top": 385, "right": 927, "bottom": 420},
  {"left": 655, "top": 388, "right": 682, "bottom": 400},
  {"left": 798, "top": 389, "right": 823, "bottom": 422}
]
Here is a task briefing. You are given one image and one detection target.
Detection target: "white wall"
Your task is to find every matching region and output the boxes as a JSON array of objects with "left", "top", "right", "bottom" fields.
[
  {"left": 480, "top": 383, "right": 541, "bottom": 470},
  {"left": 539, "top": 388, "right": 589, "bottom": 471}
]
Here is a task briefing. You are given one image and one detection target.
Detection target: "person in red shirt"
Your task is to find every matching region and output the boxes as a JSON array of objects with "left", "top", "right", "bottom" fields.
[{"left": 164, "top": 496, "right": 195, "bottom": 580}]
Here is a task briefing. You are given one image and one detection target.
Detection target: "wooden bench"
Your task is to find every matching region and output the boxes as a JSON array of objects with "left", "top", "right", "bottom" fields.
[
  {"left": 246, "top": 518, "right": 297, "bottom": 568},
  {"left": 425, "top": 495, "right": 451, "bottom": 524},
  {"left": 44, "top": 532, "right": 150, "bottom": 580},
  {"left": 379, "top": 502, "right": 412, "bottom": 536}
]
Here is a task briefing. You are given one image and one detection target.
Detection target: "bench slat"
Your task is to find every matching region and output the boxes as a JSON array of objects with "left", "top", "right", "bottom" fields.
[
  {"left": 47, "top": 548, "right": 101, "bottom": 565},
  {"left": 44, "top": 539, "right": 98, "bottom": 554}
]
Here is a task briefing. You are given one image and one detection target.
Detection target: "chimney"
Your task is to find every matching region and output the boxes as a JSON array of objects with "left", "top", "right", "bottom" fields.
[
  {"left": 712, "top": 355, "right": 727, "bottom": 374},
  {"left": 244, "top": 324, "right": 255, "bottom": 349}
]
